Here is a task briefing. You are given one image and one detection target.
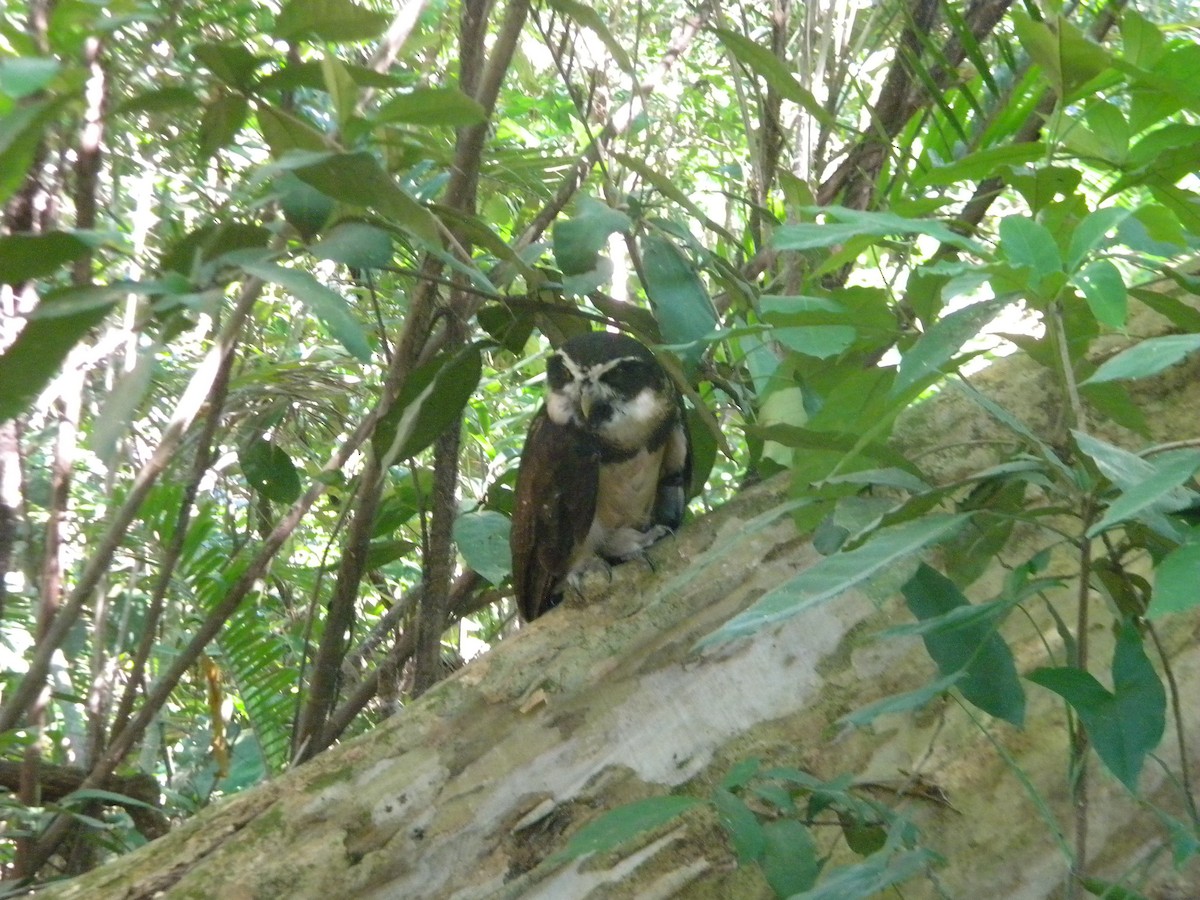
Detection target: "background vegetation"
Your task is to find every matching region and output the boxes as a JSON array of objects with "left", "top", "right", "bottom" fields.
[{"left": 2, "top": 0, "right": 1200, "bottom": 894}]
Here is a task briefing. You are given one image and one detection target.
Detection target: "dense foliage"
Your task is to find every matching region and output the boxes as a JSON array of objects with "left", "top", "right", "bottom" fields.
[{"left": 2, "top": 0, "right": 1200, "bottom": 894}]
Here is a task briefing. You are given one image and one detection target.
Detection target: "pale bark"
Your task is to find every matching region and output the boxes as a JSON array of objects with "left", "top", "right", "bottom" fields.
[{"left": 33, "top": 300, "right": 1200, "bottom": 898}]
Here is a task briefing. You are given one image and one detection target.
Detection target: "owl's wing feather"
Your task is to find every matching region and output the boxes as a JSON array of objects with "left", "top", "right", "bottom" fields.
[
  {"left": 652, "top": 409, "right": 693, "bottom": 530},
  {"left": 511, "top": 408, "right": 598, "bottom": 621}
]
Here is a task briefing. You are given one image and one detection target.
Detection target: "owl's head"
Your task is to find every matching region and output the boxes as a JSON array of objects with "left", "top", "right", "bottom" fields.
[{"left": 544, "top": 332, "right": 674, "bottom": 451}]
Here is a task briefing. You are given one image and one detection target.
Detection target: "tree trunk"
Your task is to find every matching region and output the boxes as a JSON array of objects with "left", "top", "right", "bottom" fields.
[{"left": 32, "top": 303, "right": 1200, "bottom": 899}]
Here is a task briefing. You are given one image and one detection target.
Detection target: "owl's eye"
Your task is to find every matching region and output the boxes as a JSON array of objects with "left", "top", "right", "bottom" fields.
[
  {"left": 602, "top": 360, "right": 656, "bottom": 397},
  {"left": 546, "top": 355, "right": 570, "bottom": 390}
]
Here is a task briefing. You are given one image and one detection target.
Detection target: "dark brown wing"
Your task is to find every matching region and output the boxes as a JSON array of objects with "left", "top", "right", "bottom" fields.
[
  {"left": 510, "top": 408, "right": 598, "bottom": 621},
  {"left": 652, "top": 404, "right": 693, "bottom": 530}
]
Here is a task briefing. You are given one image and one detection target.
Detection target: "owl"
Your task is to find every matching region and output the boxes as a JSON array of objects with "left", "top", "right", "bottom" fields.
[{"left": 510, "top": 332, "right": 692, "bottom": 620}]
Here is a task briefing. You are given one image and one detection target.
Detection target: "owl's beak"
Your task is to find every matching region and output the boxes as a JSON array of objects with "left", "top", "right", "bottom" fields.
[{"left": 579, "top": 389, "right": 594, "bottom": 421}]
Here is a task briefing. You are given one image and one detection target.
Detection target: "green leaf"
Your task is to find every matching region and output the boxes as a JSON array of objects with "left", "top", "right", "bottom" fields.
[
  {"left": 273, "top": 0, "right": 391, "bottom": 43},
  {"left": 841, "top": 672, "right": 962, "bottom": 728},
  {"left": 1028, "top": 622, "right": 1165, "bottom": 792},
  {"left": 1066, "top": 207, "right": 1131, "bottom": 272},
  {"left": 613, "top": 152, "right": 738, "bottom": 245},
  {"left": 556, "top": 796, "right": 704, "bottom": 862},
  {"left": 1074, "top": 260, "right": 1127, "bottom": 329},
  {"left": 1086, "top": 451, "right": 1200, "bottom": 537},
  {"left": 712, "top": 787, "right": 765, "bottom": 863},
  {"left": 452, "top": 511, "right": 511, "bottom": 586},
  {"left": 0, "top": 231, "right": 93, "bottom": 284},
  {"left": 760, "top": 819, "right": 821, "bottom": 896},
  {"left": 720, "top": 757, "right": 761, "bottom": 791},
  {"left": 892, "top": 297, "right": 1008, "bottom": 396},
  {"left": 60, "top": 788, "right": 160, "bottom": 811},
  {"left": 712, "top": 28, "right": 835, "bottom": 128},
  {"left": 239, "top": 437, "right": 303, "bottom": 504},
  {"left": 364, "top": 538, "right": 417, "bottom": 570},
  {"left": 320, "top": 53, "right": 357, "bottom": 128},
  {"left": 257, "top": 104, "right": 329, "bottom": 157},
  {"left": 1080, "top": 877, "right": 1150, "bottom": 900},
  {"left": 545, "top": 0, "right": 634, "bottom": 75},
  {"left": 774, "top": 207, "right": 984, "bottom": 255},
  {"left": 374, "top": 346, "right": 483, "bottom": 463},
  {"left": 639, "top": 233, "right": 718, "bottom": 367},
  {"left": 552, "top": 197, "right": 630, "bottom": 276},
  {"left": 0, "top": 295, "right": 115, "bottom": 423},
  {"left": 277, "top": 171, "right": 335, "bottom": 239},
  {"left": 914, "top": 144, "right": 1047, "bottom": 189},
  {"left": 240, "top": 261, "right": 372, "bottom": 362},
  {"left": 900, "top": 564, "right": 1025, "bottom": 725},
  {"left": 1081, "top": 334, "right": 1200, "bottom": 385},
  {"left": 792, "top": 846, "right": 937, "bottom": 899},
  {"left": 0, "top": 57, "right": 61, "bottom": 98},
  {"left": 703, "top": 515, "right": 970, "bottom": 644},
  {"left": 115, "top": 85, "right": 198, "bottom": 116},
  {"left": 1147, "top": 538, "right": 1200, "bottom": 618},
  {"left": 998, "top": 216, "right": 1062, "bottom": 281},
  {"left": 374, "top": 88, "right": 487, "bottom": 128},
  {"left": 1074, "top": 432, "right": 1196, "bottom": 541},
  {"left": 311, "top": 222, "right": 393, "bottom": 269},
  {"left": 290, "top": 151, "right": 439, "bottom": 244},
  {"left": 194, "top": 43, "right": 263, "bottom": 90},
  {"left": 197, "top": 93, "right": 249, "bottom": 163}
]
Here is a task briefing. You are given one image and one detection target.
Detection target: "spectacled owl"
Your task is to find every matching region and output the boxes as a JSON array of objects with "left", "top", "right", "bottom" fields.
[{"left": 510, "top": 331, "right": 692, "bottom": 621}]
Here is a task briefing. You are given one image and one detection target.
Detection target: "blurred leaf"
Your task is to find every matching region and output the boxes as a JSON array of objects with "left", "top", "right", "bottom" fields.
[
  {"left": 290, "top": 151, "right": 439, "bottom": 243},
  {"left": 892, "top": 297, "right": 1008, "bottom": 396},
  {"left": 375, "top": 346, "right": 483, "bottom": 463},
  {"left": 713, "top": 787, "right": 765, "bottom": 863},
  {"left": 194, "top": 43, "right": 263, "bottom": 90},
  {"left": 775, "top": 207, "right": 983, "bottom": 255},
  {"left": 453, "top": 511, "right": 511, "bottom": 586},
  {"left": 1086, "top": 450, "right": 1200, "bottom": 537},
  {"left": 1081, "top": 334, "right": 1200, "bottom": 385},
  {"left": 0, "top": 57, "right": 61, "bottom": 98},
  {"left": 712, "top": 27, "right": 835, "bottom": 128},
  {"left": 793, "top": 846, "right": 937, "bottom": 900},
  {"left": 720, "top": 757, "right": 761, "bottom": 790},
  {"left": 241, "top": 261, "right": 373, "bottom": 362},
  {"left": 556, "top": 796, "right": 703, "bottom": 862},
  {"left": 552, "top": 197, "right": 630, "bottom": 276},
  {"left": 761, "top": 818, "right": 821, "bottom": 895},
  {"left": 900, "top": 563, "right": 1025, "bottom": 725},
  {"left": 841, "top": 672, "right": 962, "bottom": 728},
  {"left": 273, "top": 0, "right": 390, "bottom": 42},
  {"left": 998, "top": 216, "right": 1062, "bottom": 281},
  {"left": 703, "top": 515, "right": 969, "bottom": 645},
  {"left": 1147, "top": 536, "right": 1200, "bottom": 618},
  {"left": 92, "top": 353, "right": 157, "bottom": 466},
  {"left": 374, "top": 88, "right": 486, "bottom": 127},
  {"left": 640, "top": 233, "right": 718, "bottom": 367},
  {"left": 0, "top": 295, "right": 115, "bottom": 423},
  {"left": 115, "top": 85, "right": 197, "bottom": 115},
  {"left": 311, "top": 222, "right": 393, "bottom": 269},
  {"left": 258, "top": 104, "right": 329, "bottom": 157},
  {"left": 1028, "top": 621, "right": 1165, "bottom": 792},
  {"left": 546, "top": 0, "right": 634, "bottom": 74},
  {"left": 197, "top": 93, "right": 249, "bottom": 163},
  {"left": 277, "top": 171, "right": 335, "bottom": 239},
  {"left": 0, "top": 231, "right": 93, "bottom": 284},
  {"left": 1066, "top": 206, "right": 1131, "bottom": 272},
  {"left": 320, "top": 54, "right": 357, "bottom": 128},
  {"left": 364, "top": 539, "right": 417, "bottom": 570},
  {"left": 1074, "top": 260, "right": 1126, "bottom": 328},
  {"left": 239, "top": 438, "right": 303, "bottom": 504},
  {"left": 915, "top": 144, "right": 1046, "bottom": 188}
]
